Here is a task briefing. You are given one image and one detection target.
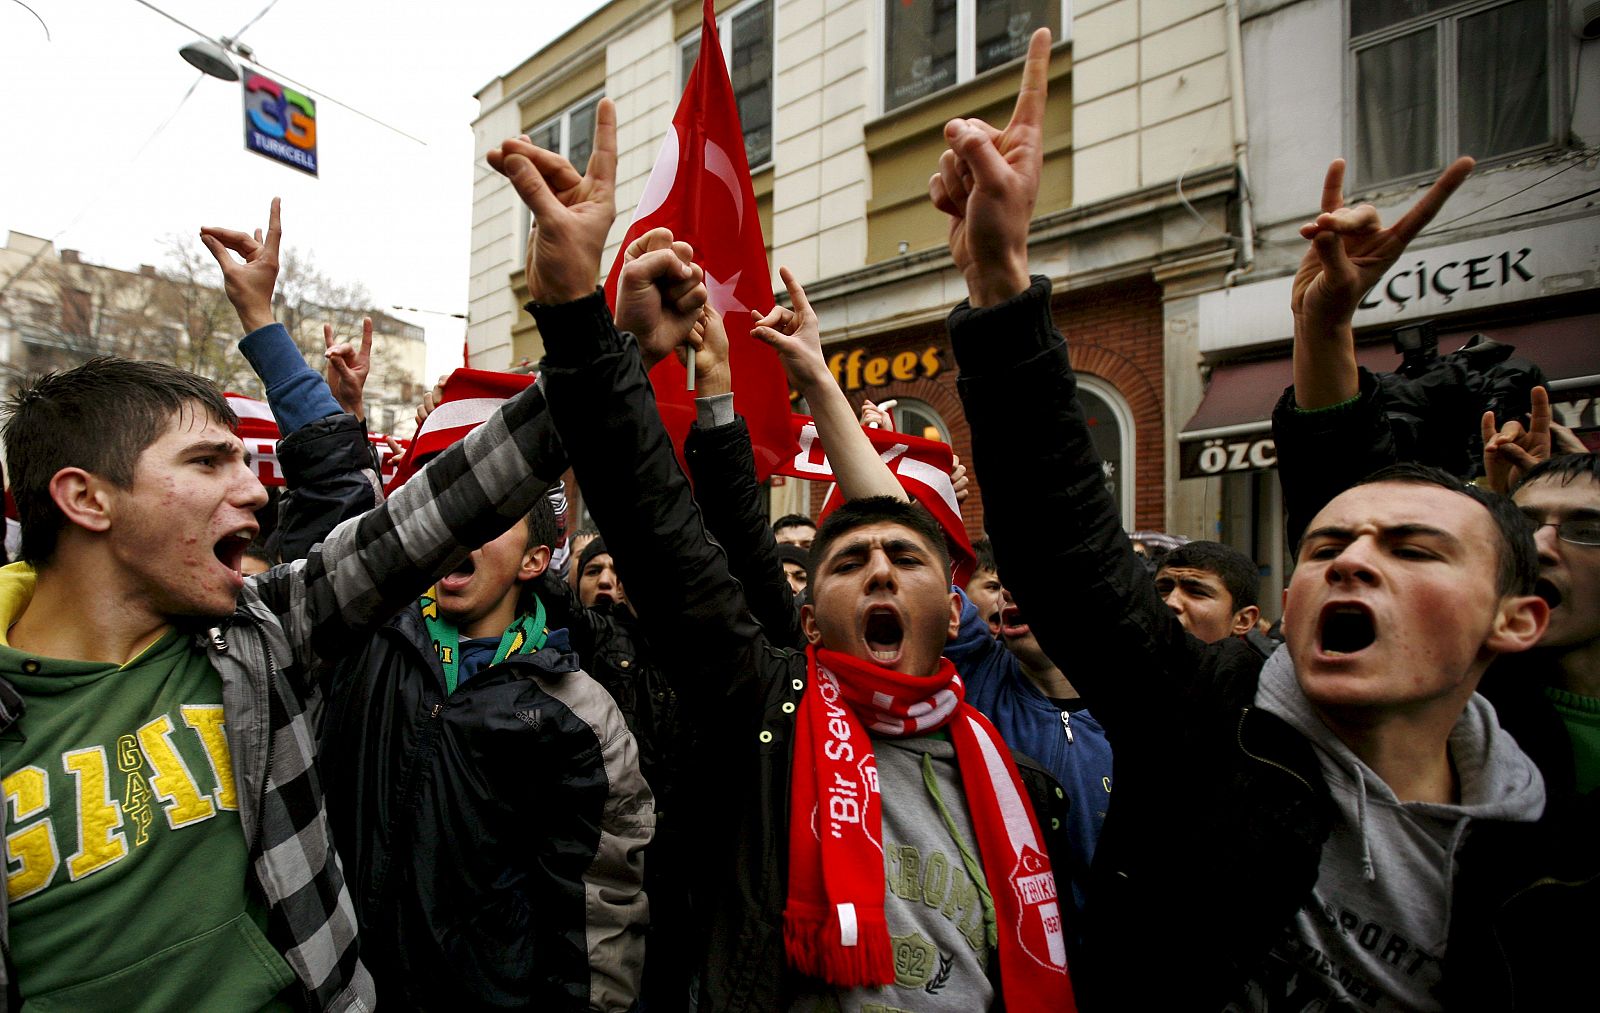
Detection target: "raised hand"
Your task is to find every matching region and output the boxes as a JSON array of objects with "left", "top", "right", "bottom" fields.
[
  {"left": 487, "top": 98, "right": 618, "bottom": 305},
  {"left": 860, "top": 398, "right": 898, "bottom": 432},
  {"left": 323, "top": 317, "right": 374, "bottom": 420},
  {"left": 928, "top": 28, "right": 1051, "bottom": 306},
  {"left": 950, "top": 454, "right": 969, "bottom": 504},
  {"left": 1290, "top": 156, "right": 1474, "bottom": 407},
  {"left": 750, "top": 267, "right": 829, "bottom": 393},
  {"left": 416, "top": 374, "right": 449, "bottom": 428},
  {"left": 684, "top": 305, "right": 732, "bottom": 397},
  {"left": 200, "top": 197, "right": 283, "bottom": 333},
  {"left": 616, "top": 227, "right": 708, "bottom": 369},
  {"left": 1481, "top": 385, "right": 1552, "bottom": 494}
]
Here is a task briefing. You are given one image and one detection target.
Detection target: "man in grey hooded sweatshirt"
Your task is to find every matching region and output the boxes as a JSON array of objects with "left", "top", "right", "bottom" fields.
[{"left": 928, "top": 66, "right": 1564, "bottom": 1008}]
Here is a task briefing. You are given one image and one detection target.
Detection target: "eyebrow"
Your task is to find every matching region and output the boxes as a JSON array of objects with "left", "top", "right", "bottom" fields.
[
  {"left": 1301, "top": 523, "right": 1461, "bottom": 549},
  {"left": 180, "top": 439, "right": 251, "bottom": 466},
  {"left": 825, "top": 536, "right": 929, "bottom": 563}
]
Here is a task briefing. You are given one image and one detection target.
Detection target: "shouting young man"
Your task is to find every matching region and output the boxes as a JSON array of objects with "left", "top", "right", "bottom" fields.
[
  {"left": 927, "top": 33, "right": 1574, "bottom": 1011},
  {"left": 485, "top": 37, "right": 1077, "bottom": 1009},
  {"left": 0, "top": 205, "right": 568, "bottom": 1011}
]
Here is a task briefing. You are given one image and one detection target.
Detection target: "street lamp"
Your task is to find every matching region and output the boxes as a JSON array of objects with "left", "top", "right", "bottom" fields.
[{"left": 178, "top": 38, "right": 240, "bottom": 82}]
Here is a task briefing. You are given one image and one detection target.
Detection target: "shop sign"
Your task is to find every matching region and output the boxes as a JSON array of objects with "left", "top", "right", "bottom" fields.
[
  {"left": 1198, "top": 219, "right": 1600, "bottom": 353},
  {"left": 825, "top": 345, "right": 943, "bottom": 391},
  {"left": 1180, "top": 433, "right": 1277, "bottom": 478}
]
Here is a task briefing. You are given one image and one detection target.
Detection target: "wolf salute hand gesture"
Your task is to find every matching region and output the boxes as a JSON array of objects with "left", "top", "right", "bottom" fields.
[
  {"left": 928, "top": 28, "right": 1052, "bottom": 307},
  {"left": 1290, "top": 156, "right": 1474, "bottom": 408},
  {"left": 487, "top": 99, "right": 619, "bottom": 305}
]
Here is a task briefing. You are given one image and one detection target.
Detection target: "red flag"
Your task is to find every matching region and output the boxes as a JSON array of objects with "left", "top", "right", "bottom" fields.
[
  {"left": 225, "top": 392, "right": 406, "bottom": 490},
  {"left": 603, "top": 0, "right": 795, "bottom": 480},
  {"left": 775, "top": 414, "right": 978, "bottom": 587}
]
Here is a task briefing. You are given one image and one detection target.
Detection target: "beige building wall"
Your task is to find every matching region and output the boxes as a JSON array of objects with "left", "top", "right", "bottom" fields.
[{"left": 1072, "top": 0, "right": 1234, "bottom": 205}]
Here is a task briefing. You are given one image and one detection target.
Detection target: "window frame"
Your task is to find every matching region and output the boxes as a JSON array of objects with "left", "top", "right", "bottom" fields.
[
  {"left": 1075, "top": 374, "right": 1136, "bottom": 532},
  {"left": 874, "top": 0, "right": 1071, "bottom": 117},
  {"left": 518, "top": 89, "right": 606, "bottom": 259},
  {"left": 1344, "top": 0, "right": 1562, "bottom": 191},
  {"left": 676, "top": 0, "right": 775, "bottom": 173},
  {"left": 888, "top": 397, "right": 951, "bottom": 445}
]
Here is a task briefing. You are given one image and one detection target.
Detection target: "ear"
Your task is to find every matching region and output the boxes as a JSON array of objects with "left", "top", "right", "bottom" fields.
[
  {"left": 1230, "top": 604, "right": 1261, "bottom": 637},
  {"left": 518, "top": 544, "right": 552, "bottom": 582},
  {"left": 49, "top": 467, "right": 113, "bottom": 536},
  {"left": 945, "top": 590, "right": 961, "bottom": 641},
  {"left": 800, "top": 602, "right": 824, "bottom": 645},
  {"left": 1485, "top": 593, "right": 1549, "bottom": 656}
]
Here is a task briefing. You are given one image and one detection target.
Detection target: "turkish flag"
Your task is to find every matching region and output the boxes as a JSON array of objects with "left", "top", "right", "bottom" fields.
[{"left": 603, "top": 0, "right": 795, "bottom": 480}]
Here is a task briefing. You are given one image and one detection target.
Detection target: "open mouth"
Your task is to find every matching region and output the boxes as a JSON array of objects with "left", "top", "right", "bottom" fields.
[
  {"left": 1318, "top": 603, "right": 1377, "bottom": 655},
  {"left": 999, "top": 604, "right": 1031, "bottom": 638},
  {"left": 1536, "top": 578, "right": 1563, "bottom": 610},
  {"left": 213, "top": 529, "right": 254, "bottom": 576},
  {"left": 864, "top": 607, "right": 904, "bottom": 664},
  {"left": 439, "top": 557, "right": 476, "bottom": 593}
]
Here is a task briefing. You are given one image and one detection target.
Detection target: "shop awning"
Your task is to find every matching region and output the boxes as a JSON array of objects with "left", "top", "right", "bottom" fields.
[{"left": 1178, "top": 313, "right": 1600, "bottom": 478}]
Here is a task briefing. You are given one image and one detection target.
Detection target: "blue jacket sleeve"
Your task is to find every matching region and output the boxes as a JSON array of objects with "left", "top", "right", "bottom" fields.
[{"left": 239, "top": 322, "right": 341, "bottom": 434}]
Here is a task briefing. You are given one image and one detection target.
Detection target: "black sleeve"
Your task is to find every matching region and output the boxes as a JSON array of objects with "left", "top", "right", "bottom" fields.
[
  {"left": 949, "top": 278, "right": 1254, "bottom": 734},
  {"left": 685, "top": 416, "right": 804, "bottom": 648},
  {"left": 1270, "top": 368, "right": 1398, "bottom": 550},
  {"left": 535, "top": 292, "right": 776, "bottom": 713},
  {"left": 272, "top": 413, "right": 381, "bottom": 563}
]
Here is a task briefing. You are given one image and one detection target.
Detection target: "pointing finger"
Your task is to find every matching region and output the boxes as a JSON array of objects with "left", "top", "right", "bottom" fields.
[
  {"left": 1320, "top": 159, "right": 1346, "bottom": 215},
  {"left": 360, "top": 317, "right": 373, "bottom": 358},
  {"left": 586, "top": 98, "right": 619, "bottom": 195},
  {"left": 1006, "top": 28, "right": 1052, "bottom": 134},
  {"left": 264, "top": 197, "right": 282, "bottom": 259}
]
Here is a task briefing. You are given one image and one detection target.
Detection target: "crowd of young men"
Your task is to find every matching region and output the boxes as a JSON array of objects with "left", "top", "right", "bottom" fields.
[{"left": 0, "top": 25, "right": 1593, "bottom": 1013}]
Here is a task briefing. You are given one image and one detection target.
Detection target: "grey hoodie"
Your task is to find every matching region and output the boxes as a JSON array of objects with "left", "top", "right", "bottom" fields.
[{"left": 1230, "top": 646, "right": 1546, "bottom": 1012}]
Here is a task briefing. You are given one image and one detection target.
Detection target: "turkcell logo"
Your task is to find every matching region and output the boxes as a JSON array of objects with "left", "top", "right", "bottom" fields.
[{"left": 243, "top": 73, "right": 317, "bottom": 176}]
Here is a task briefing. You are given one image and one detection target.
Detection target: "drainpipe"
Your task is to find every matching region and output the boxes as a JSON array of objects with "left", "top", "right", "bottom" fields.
[{"left": 1223, "top": 0, "right": 1256, "bottom": 288}]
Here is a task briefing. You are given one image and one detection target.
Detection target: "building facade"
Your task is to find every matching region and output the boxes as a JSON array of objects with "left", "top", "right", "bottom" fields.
[
  {"left": 0, "top": 232, "right": 431, "bottom": 440},
  {"left": 1178, "top": 0, "right": 1600, "bottom": 607},
  {"left": 472, "top": 0, "right": 1249, "bottom": 548}
]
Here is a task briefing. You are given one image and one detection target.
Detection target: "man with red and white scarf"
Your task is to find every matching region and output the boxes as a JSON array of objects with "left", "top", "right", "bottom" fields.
[{"left": 487, "top": 38, "right": 1077, "bottom": 1011}]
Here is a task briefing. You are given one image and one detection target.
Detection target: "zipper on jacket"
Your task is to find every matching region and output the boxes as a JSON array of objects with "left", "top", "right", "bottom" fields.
[
  {"left": 1490, "top": 869, "right": 1600, "bottom": 1008},
  {"left": 1235, "top": 708, "right": 1313, "bottom": 793},
  {"left": 1060, "top": 710, "right": 1074, "bottom": 743}
]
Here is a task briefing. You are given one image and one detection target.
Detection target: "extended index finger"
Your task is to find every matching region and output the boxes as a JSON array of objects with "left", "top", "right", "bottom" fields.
[
  {"left": 264, "top": 197, "right": 282, "bottom": 258},
  {"left": 1006, "top": 28, "right": 1052, "bottom": 132},
  {"left": 1320, "top": 159, "right": 1346, "bottom": 215},
  {"left": 1528, "top": 385, "right": 1550, "bottom": 438},
  {"left": 360, "top": 317, "right": 374, "bottom": 357},
  {"left": 585, "top": 98, "right": 618, "bottom": 191},
  {"left": 1391, "top": 156, "right": 1474, "bottom": 244},
  {"left": 778, "top": 266, "right": 814, "bottom": 321}
]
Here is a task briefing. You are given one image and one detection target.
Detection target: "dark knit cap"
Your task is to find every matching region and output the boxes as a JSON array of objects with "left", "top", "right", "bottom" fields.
[
  {"left": 578, "top": 537, "right": 609, "bottom": 575},
  {"left": 777, "top": 544, "right": 810, "bottom": 571}
]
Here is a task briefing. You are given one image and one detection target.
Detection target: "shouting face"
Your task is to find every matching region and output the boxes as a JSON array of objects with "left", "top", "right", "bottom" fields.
[
  {"left": 1513, "top": 473, "right": 1600, "bottom": 653},
  {"left": 102, "top": 408, "right": 268, "bottom": 620},
  {"left": 802, "top": 521, "right": 960, "bottom": 676},
  {"left": 1283, "top": 481, "right": 1546, "bottom": 720},
  {"left": 434, "top": 519, "right": 548, "bottom": 638}
]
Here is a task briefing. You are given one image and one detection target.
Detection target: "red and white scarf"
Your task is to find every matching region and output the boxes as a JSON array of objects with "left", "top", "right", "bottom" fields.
[{"left": 784, "top": 645, "right": 1076, "bottom": 1009}]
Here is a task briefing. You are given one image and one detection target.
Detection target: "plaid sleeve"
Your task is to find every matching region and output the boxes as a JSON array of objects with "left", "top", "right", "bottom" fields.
[{"left": 251, "top": 379, "right": 567, "bottom": 671}]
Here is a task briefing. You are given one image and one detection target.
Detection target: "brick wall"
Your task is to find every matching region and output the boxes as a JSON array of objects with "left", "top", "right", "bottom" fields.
[{"left": 805, "top": 274, "right": 1167, "bottom": 535}]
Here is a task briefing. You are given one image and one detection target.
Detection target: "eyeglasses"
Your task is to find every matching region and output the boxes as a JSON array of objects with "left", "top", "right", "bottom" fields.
[{"left": 1522, "top": 515, "right": 1600, "bottom": 547}]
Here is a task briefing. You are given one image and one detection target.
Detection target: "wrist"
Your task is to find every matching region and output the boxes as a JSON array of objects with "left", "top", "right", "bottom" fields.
[
  {"left": 238, "top": 307, "right": 275, "bottom": 333},
  {"left": 964, "top": 261, "right": 1030, "bottom": 308},
  {"left": 792, "top": 366, "right": 838, "bottom": 399},
  {"left": 696, "top": 362, "right": 732, "bottom": 397}
]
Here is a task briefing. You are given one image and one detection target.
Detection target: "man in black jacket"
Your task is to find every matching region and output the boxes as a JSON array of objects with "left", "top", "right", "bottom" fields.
[
  {"left": 928, "top": 48, "right": 1574, "bottom": 1012},
  {"left": 488, "top": 40, "right": 1077, "bottom": 1010}
]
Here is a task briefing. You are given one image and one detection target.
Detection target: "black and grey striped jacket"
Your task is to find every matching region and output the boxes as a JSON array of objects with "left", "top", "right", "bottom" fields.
[{"left": 0, "top": 384, "right": 562, "bottom": 1011}]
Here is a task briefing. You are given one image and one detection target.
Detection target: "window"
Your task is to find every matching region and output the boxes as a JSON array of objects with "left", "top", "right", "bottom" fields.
[
  {"left": 679, "top": 0, "right": 773, "bottom": 169},
  {"left": 1349, "top": 0, "right": 1553, "bottom": 185},
  {"left": 889, "top": 398, "right": 950, "bottom": 443},
  {"left": 1075, "top": 376, "right": 1134, "bottom": 531},
  {"left": 520, "top": 92, "right": 604, "bottom": 256},
  {"left": 882, "top": 0, "right": 1064, "bottom": 113}
]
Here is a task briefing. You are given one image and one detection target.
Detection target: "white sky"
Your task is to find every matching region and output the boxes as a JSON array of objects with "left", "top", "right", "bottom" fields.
[{"left": 0, "top": 0, "right": 607, "bottom": 381}]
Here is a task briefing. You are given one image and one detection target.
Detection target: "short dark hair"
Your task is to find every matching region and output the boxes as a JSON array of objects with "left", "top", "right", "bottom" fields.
[
  {"left": 773, "top": 513, "right": 816, "bottom": 535},
  {"left": 2, "top": 357, "right": 236, "bottom": 564},
  {"left": 523, "top": 495, "right": 559, "bottom": 553},
  {"left": 1512, "top": 452, "right": 1600, "bottom": 494},
  {"left": 1356, "top": 462, "right": 1537, "bottom": 597},
  {"left": 812, "top": 496, "right": 951, "bottom": 576},
  {"left": 1159, "top": 541, "right": 1259, "bottom": 610},
  {"left": 971, "top": 536, "right": 997, "bottom": 575}
]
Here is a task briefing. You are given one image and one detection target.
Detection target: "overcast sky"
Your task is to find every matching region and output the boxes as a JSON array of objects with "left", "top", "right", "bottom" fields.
[{"left": 1, "top": 0, "right": 607, "bottom": 380}]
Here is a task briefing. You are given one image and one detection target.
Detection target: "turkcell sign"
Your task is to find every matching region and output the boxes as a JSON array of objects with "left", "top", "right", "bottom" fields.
[{"left": 243, "top": 72, "right": 317, "bottom": 176}]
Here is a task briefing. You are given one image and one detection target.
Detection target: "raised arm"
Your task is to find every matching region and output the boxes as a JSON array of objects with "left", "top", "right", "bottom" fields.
[
  {"left": 1271, "top": 157, "right": 1474, "bottom": 543},
  {"left": 491, "top": 103, "right": 771, "bottom": 709},
  {"left": 682, "top": 307, "right": 803, "bottom": 646},
  {"left": 751, "top": 268, "right": 905, "bottom": 502},
  {"left": 932, "top": 30, "right": 1246, "bottom": 730}
]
